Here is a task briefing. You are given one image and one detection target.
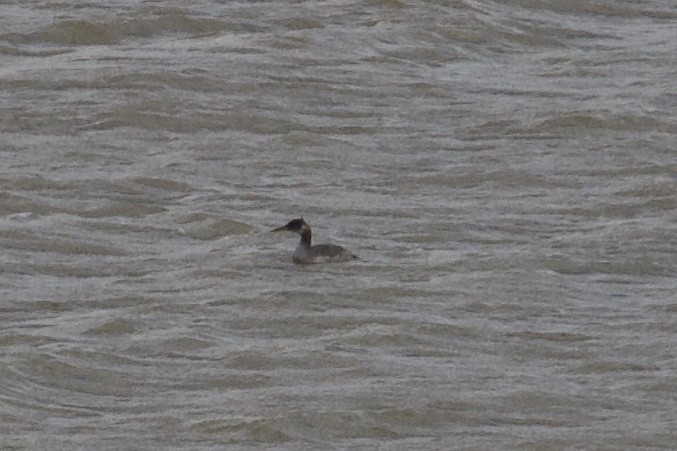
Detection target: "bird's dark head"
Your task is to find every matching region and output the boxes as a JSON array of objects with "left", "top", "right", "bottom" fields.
[{"left": 271, "top": 218, "right": 309, "bottom": 234}]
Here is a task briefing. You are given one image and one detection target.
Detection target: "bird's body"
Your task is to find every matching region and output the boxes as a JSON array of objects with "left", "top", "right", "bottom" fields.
[{"left": 272, "top": 218, "right": 357, "bottom": 264}]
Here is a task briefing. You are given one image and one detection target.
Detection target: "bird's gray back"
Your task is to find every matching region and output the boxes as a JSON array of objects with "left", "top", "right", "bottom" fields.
[{"left": 310, "top": 244, "right": 356, "bottom": 262}]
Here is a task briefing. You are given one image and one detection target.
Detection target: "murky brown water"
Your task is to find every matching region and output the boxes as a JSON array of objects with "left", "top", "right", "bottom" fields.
[{"left": 1, "top": 1, "right": 675, "bottom": 449}]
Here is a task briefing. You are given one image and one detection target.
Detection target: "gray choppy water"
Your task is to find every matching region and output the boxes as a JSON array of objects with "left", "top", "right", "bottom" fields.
[{"left": 1, "top": 1, "right": 676, "bottom": 449}]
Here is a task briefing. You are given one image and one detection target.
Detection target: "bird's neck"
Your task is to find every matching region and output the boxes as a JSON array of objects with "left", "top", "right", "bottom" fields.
[{"left": 300, "top": 229, "right": 312, "bottom": 248}]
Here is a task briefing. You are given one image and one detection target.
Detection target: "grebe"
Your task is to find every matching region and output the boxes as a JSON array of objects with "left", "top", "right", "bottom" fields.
[{"left": 271, "top": 218, "right": 357, "bottom": 264}]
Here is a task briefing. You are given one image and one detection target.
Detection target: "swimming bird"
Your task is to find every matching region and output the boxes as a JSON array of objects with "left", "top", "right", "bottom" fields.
[{"left": 271, "top": 218, "right": 357, "bottom": 264}]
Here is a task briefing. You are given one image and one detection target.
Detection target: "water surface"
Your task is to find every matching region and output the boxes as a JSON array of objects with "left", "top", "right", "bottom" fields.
[{"left": 1, "top": 1, "right": 675, "bottom": 449}]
